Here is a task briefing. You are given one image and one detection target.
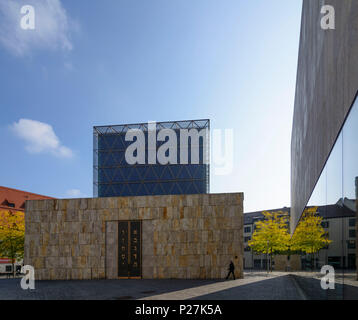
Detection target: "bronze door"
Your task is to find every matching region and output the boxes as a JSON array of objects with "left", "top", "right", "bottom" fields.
[{"left": 118, "top": 221, "right": 141, "bottom": 278}]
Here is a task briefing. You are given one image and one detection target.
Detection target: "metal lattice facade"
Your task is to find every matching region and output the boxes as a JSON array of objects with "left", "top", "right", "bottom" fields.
[{"left": 94, "top": 119, "right": 210, "bottom": 197}]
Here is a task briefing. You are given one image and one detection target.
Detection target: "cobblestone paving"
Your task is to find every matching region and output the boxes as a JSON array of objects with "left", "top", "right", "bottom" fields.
[
  {"left": 0, "top": 278, "right": 217, "bottom": 300},
  {"left": 2, "top": 271, "right": 357, "bottom": 300},
  {"left": 0, "top": 272, "right": 304, "bottom": 300},
  {"left": 140, "top": 272, "right": 302, "bottom": 300}
]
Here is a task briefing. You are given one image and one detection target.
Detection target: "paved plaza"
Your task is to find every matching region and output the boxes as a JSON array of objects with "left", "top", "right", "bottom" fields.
[{"left": 1, "top": 271, "right": 358, "bottom": 300}]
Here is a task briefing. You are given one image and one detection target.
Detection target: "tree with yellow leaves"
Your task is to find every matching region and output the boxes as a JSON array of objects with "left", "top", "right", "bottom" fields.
[
  {"left": 248, "top": 211, "right": 291, "bottom": 272},
  {"left": 291, "top": 207, "right": 331, "bottom": 268},
  {"left": 0, "top": 210, "right": 25, "bottom": 276}
]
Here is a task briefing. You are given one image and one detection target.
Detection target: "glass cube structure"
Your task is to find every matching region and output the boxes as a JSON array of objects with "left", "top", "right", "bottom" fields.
[{"left": 93, "top": 119, "right": 210, "bottom": 197}]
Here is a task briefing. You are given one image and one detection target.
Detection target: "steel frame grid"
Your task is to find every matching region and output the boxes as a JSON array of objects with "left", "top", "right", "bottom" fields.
[{"left": 93, "top": 119, "right": 210, "bottom": 197}]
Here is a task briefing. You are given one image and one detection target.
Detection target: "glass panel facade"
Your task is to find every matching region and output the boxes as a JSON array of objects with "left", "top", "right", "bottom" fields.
[
  {"left": 294, "top": 96, "right": 358, "bottom": 299},
  {"left": 93, "top": 119, "right": 210, "bottom": 197}
]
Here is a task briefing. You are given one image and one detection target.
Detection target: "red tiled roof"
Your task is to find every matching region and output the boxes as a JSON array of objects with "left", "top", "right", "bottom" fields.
[{"left": 0, "top": 186, "right": 55, "bottom": 212}]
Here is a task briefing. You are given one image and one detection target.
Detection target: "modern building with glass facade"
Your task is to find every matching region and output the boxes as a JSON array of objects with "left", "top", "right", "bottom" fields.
[
  {"left": 93, "top": 119, "right": 210, "bottom": 197},
  {"left": 291, "top": 0, "right": 358, "bottom": 288}
]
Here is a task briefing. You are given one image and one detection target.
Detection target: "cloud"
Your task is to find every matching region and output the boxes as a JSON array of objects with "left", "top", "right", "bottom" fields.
[
  {"left": 11, "top": 119, "right": 73, "bottom": 158},
  {"left": 0, "top": 0, "right": 77, "bottom": 56},
  {"left": 65, "top": 189, "right": 86, "bottom": 198}
]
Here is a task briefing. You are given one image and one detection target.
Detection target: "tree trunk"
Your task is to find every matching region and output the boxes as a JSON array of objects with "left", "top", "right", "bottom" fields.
[
  {"left": 311, "top": 252, "right": 314, "bottom": 272},
  {"left": 270, "top": 249, "right": 273, "bottom": 272},
  {"left": 10, "top": 238, "right": 15, "bottom": 277}
]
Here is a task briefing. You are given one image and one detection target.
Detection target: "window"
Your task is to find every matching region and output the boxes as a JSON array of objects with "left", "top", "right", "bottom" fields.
[
  {"left": 244, "top": 226, "right": 251, "bottom": 233},
  {"left": 296, "top": 96, "right": 358, "bottom": 294},
  {"left": 244, "top": 236, "right": 251, "bottom": 243},
  {"left": 254, "top": 259, "right": 261, "bottom": 269},
  {"left": 253, "top": 222, "right": 261, "bottom": 230},
  {"left": 349, "top": 218, "right": 356, "bottom": 227},
  {"left": 347, "top": 240, "right": 356, "bottom": 249},
  {"left": 244, "top": 247, "right": 251, "bottom": 252},
  {"left": 321, "top": 221, "right": 329, "bottom": 228},
  {"left": 1, "top": 199, "right": 15, "bottom": 208},
  {"left": 5, "top": 265, "right": 12, "bottom": 272},
  {"left": 328, "top": 257, "right": 341, "bottom": 268}
]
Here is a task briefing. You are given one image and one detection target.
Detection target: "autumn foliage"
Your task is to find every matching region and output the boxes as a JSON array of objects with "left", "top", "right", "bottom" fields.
[
  {"left": 248, "top": 208, "right": 332, "bottom": 271},
  {"left": 248, "top": 211, "right": 290, "bottom": 271},
  {"left": 0, "top": 210, "right": 25, "bottom": 273},
  {"left": 290, "top": 208, "right": 331, "bottom": 254}
]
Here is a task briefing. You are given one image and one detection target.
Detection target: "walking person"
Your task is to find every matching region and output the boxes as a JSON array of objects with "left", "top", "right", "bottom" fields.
[{"left": 226, "top": 261, "right": 236, "bottom": 280}]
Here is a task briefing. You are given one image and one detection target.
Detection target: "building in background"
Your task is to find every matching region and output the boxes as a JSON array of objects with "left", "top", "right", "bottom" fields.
[
  {"left": 93, "top": 119, "right": 210, "bottom": 197},
  {"left": 244, "top": 199, "right": 356, "bottom": 270},
  {"left": 0, "top": 186, "right": 54, "bottom": 213},
  {"left": 0, "top": 186, "right": 54, "bottom": 275},
  {"left": 243, "top": 207, "right": 290, "bottom": 270}
]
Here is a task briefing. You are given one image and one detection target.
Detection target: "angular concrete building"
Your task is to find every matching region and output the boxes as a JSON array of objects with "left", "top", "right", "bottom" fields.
[
  {"left": 291, "top": 1, "right": 358, "bottom": 272},
  {"left": 291, "top": 0, "right": 358, "bottom": 232},
  {"left": 24, "top": 193, "right": 243, "bottom": 280}
]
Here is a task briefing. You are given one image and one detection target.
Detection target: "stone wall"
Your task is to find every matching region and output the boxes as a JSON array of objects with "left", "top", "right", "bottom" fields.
[
  {"left": 274, "top": 255, "right": 301, "bottom": 272},
  {"left": 24, "top": 193, "right": 244, "bottom": 280}
]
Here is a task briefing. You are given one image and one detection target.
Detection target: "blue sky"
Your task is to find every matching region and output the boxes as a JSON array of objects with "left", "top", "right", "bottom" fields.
[{"left": 0, "top": 0, "right": 302, "bottom": 212}]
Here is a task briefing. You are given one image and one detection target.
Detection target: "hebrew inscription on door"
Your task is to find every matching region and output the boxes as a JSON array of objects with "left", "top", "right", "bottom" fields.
[{"left": 118, "top": 221, "right": 141, "bottom": 278}]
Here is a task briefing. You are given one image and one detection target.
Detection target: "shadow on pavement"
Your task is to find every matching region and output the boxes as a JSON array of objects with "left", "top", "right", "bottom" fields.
[
  {"left": 188, "top": 275, "right": 302, "bottom": 300},
  {"left": 291, "top": 275, "right": 358, "bottom": 300},
  {"left": 5, "top": 274, "right": 355, "bottom": 300},
  {"left": 0, "top": 278, "right": 223, "bottom": 300}
]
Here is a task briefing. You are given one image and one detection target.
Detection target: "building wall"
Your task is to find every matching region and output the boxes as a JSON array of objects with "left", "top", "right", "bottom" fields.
[
  {"left": 243, "top": 214, "right": 356, "bottom": 271},
  {"left": 273, "top": 255, "right": 301, "bottom": 272},
  {"left": 291, "top": 0, "right": 358, "bottom": 233},
  {"left": 24, "top": 193, "right": 243, "bottom": 280},
  {"left": 299, "top": 216, "right": 356, "bottom": 270}
]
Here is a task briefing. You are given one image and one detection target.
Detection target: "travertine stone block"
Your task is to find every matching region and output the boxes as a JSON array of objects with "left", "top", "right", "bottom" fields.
[{"left": 25, "top": 193, "right": 243, "bottom": 280}]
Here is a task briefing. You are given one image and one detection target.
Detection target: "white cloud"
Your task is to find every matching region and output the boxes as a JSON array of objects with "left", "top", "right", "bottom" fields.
[
  {"left": 65, "top": 189, "right": 85, "bottom": 198},
  {"left": 11, "top": 118, "right": 73, "bottom": 158},
  {"left": 0, "top": 0, "right": 77, "bottom": 56}
]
